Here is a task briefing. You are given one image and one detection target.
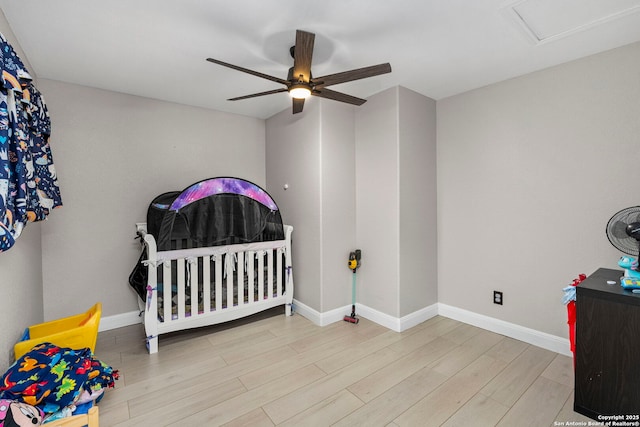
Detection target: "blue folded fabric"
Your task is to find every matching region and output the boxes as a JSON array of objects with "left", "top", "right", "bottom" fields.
[{"left": 562, "top": 285, "right": 576, "bottom": 305}]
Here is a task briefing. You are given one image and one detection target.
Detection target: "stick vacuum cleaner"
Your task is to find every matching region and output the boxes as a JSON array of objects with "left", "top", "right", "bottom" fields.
[{"left": 344, "top": 249, "right": 361, "bottom": 324}]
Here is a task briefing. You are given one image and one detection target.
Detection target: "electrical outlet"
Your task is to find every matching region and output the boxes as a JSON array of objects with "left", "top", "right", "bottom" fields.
[{"left": 493, "top": 291, "right": 503, "bottom": 305}]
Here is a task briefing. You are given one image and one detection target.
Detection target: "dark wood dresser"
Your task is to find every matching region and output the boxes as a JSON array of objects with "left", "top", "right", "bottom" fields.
[{"left": 574, "top": 267, "right": 640, "bottom": 420}]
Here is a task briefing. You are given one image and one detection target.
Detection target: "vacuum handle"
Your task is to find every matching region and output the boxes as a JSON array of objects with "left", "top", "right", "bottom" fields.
[{"left": 348, "top": 249, "right": 362, "bottom": 272}]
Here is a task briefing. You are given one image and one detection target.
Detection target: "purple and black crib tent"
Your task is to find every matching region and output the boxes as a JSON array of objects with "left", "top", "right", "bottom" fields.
[{"left": 129, "top": 177, "right": 285, "bottom": 301}]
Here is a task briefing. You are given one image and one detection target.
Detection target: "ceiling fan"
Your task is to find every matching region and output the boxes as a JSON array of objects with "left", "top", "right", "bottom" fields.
[{"left": 206, "top": 30, "right": 392, "bottom": 114}]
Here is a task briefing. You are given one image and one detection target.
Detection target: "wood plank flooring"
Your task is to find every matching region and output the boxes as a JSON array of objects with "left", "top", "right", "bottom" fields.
[{"left": 95, "top": 308, "right": 593, "bottom": 426}]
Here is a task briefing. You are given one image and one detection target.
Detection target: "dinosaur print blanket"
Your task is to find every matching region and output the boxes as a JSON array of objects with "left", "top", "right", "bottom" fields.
[{"left": 0, "top": 343, "right": 118, "bottom": 417}]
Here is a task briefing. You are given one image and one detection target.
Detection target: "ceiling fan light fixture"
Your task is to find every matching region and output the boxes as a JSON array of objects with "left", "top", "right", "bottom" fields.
[{"left": 289, "top": 84, "right": 311, "bottom": 99}]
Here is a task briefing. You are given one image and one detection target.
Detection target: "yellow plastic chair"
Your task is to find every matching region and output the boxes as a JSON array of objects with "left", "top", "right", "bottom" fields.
[{"left": 14, "top": 303, "right": 102, "bottom": 361}]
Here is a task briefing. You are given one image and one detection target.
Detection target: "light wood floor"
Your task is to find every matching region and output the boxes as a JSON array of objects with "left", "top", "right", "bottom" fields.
[{"left": 95, "top": 308, "right": 593, "bottom": 426}]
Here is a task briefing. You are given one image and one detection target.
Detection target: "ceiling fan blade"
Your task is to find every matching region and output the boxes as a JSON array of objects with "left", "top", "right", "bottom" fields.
[
  {"left": 292, "top": 30, "right": 315, "bottom": 83},
  {"left": 292, "top": 97, "right": 305, "bottom": 114},
  {"left": 228, "top": 88, "right": 288, "bottom": 101},
  {"left": 312, "top": 88, "right": 367, "bottom": 106},
  {"left": 312, "top": 63, "right": 392, "bottom": 88},
  {"left": 206, "top": 58, "right": 288, "bottom": 86}
]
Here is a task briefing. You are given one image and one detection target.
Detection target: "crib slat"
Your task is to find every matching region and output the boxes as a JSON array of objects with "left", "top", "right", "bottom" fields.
[
  {"left": 277, "top": 248, "right": 283, "bottom": 297},
  {"left": 247, "top": 251, "right": 255, "bottom": 304},
  {"left": 226, "top": 253, "right": 234, "bottom": 308},
  {"left": 190, "top": 258, "right": 198, "bottom": 317},
  {"left": 257, "top": 252, "right": 265, "bottom": 301},
  {"left": 267, "top": 250, "right": 274, "bottom": 299},
  {"left": 215, "top": 254, "right": 222, "bottom": 311},
  {"left": 163, "top": 262, "right": 172, "bottom": 323},
  {"left": 177, "top": 259, "right": 185, "bottom": 319},
  {"left": 203, "top": 256, "right": 211, "bottom": 314},
  {"left": 237, "top": 251, "right": 245, "bottom": 305}
]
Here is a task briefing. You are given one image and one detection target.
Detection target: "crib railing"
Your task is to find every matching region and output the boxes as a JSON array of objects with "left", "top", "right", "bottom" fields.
[{"left": 136, "top": 224, "right": 294, "bottom": 354}]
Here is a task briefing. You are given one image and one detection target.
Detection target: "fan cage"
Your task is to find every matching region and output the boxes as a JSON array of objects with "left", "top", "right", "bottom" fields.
[{"left": 606, "top": 206, "right": 640, "bottom": 256}]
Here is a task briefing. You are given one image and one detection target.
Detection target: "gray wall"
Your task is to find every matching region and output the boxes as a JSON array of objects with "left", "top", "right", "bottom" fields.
[
  {"left": 266, "top": 100, "right": 356, "bottom": 313},
  {"left": 399, "top": 87, "right": 438, "bottom": 316},
  {"left": 355, "top": 88, "right": 400, "bottom": 315},
  {"left": 437, "top": 41, "right": 640, "bottom": 338},
  {"left": 268, "top": 88, "right": 437, "bottom": 321},
  {"left": 0, "top": 10, "right": 44, "bottom": 373},
  {"left": 37, "top": 79, "right": 266, "bottom": 321},
  {"left": 355, "top": 87, "right": 438, "bottom": 318},
  {"left": 266, "top": 102, "right": 323, "bottom": 310},
  {"left": 0, "top": 226, "right": 42, "bottom": 372},
  {"left": 319, "top": 102, "right": 357, "bottom": 311}
]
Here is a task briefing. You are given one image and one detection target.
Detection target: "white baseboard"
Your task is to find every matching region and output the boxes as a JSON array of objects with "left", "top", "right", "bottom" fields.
[
  {"left": 437, "top": 303, "right": 572, "bottom": 357},
  {"left": 292, "top": 300, "right": 439, "bottom": 332},
  {"left": 354, "top": 304, "right": 400, "bottom": 331},
  {"left": 290, "top": 300, "right": 570, "bottom": 356},
  {"left": 291, "top": 299, "right": 348, "bottom": 326},
  {"left": 400, "top": 303, "right": 440, "bottom": 331},
  {"left": 99, "top": 302, "right": 570, "bottom": 357},
  {"left": 354, "top": 303, "right": 439, "bottom": 332},
  {"left": 99, "top": 310, "right": 142, "bottom": 332}
]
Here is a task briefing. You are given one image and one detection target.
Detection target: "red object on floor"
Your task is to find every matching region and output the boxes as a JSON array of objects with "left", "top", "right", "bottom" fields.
[
  {"left": 567, "top": 300, "right": 576, "bottom": 356},
  {"left": 567, "top": 273, "right": 586, "bottom": 366}
]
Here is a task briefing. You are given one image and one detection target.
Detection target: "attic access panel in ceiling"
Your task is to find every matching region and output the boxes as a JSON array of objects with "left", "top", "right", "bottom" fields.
[{"left": 506, "top": 0, "right": 640, "bottom": 44}]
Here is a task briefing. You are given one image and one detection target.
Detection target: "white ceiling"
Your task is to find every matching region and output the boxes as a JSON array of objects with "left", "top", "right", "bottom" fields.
[{"left": 1, "top": 0, "right": 640, "bottom": 119}]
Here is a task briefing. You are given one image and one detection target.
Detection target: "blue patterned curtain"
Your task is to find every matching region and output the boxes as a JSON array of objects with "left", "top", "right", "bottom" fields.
[{"left": 0, "top": 32, "right": 62, "bottom": 252}]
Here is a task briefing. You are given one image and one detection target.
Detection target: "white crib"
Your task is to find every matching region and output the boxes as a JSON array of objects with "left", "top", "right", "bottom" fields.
[{"left": 135, "top": 223, "right": 294, "bottom": 354}]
